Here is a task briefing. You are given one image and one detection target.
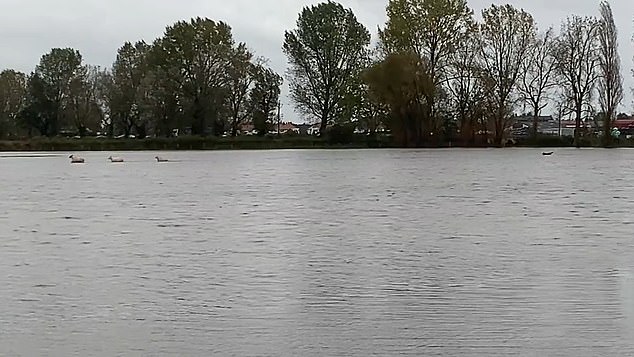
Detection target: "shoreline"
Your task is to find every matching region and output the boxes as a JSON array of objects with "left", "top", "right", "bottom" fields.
[
  {"left": 0, "top": 136, "right": 617, "bottom": 152},
  {"left": 0, "top": 136, "right": 382, "bottom": 152}
]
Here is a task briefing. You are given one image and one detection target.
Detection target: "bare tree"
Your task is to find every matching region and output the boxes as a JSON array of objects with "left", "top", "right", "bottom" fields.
[
  {"left": 597, "top": 1, "right": 623, "bottom": 147},
  {"left": 446, "top": 29, "right": 488, "bottom": 145},
  {"left": 553, "top": 16, "right": 600, "bottom": 147},
  {"left": 519, "top": 28, "right": 557, "bottom": 138},
  {"left": 479, "top": 4, "right": 536, "bottom": 146}
]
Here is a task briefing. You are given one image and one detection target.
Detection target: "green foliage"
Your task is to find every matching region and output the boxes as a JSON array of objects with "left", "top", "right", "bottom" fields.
[
  {"left": 0, "top": 7, "right": 621, "bottom": 150},
  {"left": 226, "top": 45, "right": 256, "bottom": 136},
  {"left": 66, "top": 65, "right": 106, "bottom": 137},
  {"left": 364, "top": 53, "right": 435, "bottom": 147},
  {"left": 250, "top": 66, "right": 283, "bottom": 136},
  {"left": 376, "top": 0, "right": 474, "bottom": 146},
  {"left": 380, "top": 0, "right": 473, "bottom": 77},
  {"left": 479, "top": 4, "right": 536, "bottom": 146},
  {"left": 517, "top": 135, "right": 575, "bottom": 147},
  {"left": 20, "top": 48, "right": 88, "bottom": 137},
  {"left": 153, "top": 18, "right": 235, "bottom": 135},
  {"left": 21, "top": 73, "right": 57, "bottom": 136},
  {"left": 108, "top": 41, "right": 151, "bottom": 137},
  {"left": 0, "top": 70, "right": 27, "bottom": 138},
  {"left": 326, "top": 123, "right": 356, "bottom": 144},
  {"left": 283, "top": 1, "right": 371, "bottom": 134}
]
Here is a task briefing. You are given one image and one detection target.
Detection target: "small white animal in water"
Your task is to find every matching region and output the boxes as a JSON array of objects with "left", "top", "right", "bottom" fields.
[
  {"left": 108, "top": 156, "right": 124, "bottom": 163},
  {"left": 69, "top": 155, "right": 85, "bottom": 163},
  {"left": 155, "top": 156, "right": 169, "bottom": 162}
]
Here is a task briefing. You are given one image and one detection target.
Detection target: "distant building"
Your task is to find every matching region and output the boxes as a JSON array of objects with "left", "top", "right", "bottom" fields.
[
  {"left": 511, "top": 114, "right": 559, "bottom": 137},
  {"left": 307, "top": 124, "right": 321, "bottom": 136}
]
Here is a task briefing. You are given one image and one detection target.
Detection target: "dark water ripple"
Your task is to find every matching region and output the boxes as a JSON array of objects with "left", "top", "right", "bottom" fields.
[{"left": 2, "top": 149, "right": 634, "bottom": 356}]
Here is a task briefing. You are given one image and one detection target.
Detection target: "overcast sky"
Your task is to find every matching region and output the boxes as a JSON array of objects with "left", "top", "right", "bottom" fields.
[{"left": 1, "top": 0, "right": 632, "bottom": 120}]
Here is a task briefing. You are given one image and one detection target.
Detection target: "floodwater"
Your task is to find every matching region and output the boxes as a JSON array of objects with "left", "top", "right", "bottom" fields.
[{"left": 2, "top": 148, "right": 634, "bottom": 356}]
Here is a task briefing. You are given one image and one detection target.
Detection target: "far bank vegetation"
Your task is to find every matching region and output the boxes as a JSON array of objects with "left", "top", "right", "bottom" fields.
[{"left": 0, "top": 1, "right": 627, "bottom": 148}]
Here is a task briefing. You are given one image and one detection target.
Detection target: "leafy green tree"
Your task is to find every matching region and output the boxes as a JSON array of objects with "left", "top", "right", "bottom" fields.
[
  {"left": 108, "top": 41, "right": 151, "bottom": 137},
  {"left": 479, "top": 5, "right": 536, "bottom": 146},
  {"left": 153, "top": 18, "right": 235, "bottom": 136},
  {"left": 364, "top": 53, "right": 435, "bottom": 147},
  {"left": 66, "top": 65, "right": 106, "bottom": 136},
  {"left": 139, "top": 69, "right": 183, "bottom": 138},
  {"left": 21, "top": 73, "right": 56, "bottom": 137},
  {"left": 21, "top": 48, "right": 86, "bottom": 136},
  {"left": 226, "top": 45, "right": 256, "bottom": 136},
  {"left": 283, "top": 1, "right": 370, "bottom": 134},
  {"left": 338, "top": 60, "right": 388, "bottom": 137},
  {"left": 250, "top": 65, "right": 282, "bottom": 136},
  {"left": 379, "top": 0, "right": 473, "bottom": 137},
  {"left": 0, "top": 70, "right": 27, "bottom": 138}
]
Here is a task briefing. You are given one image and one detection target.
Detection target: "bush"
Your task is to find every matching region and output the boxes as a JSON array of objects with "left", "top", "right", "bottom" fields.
[
  {"left": 517, "top": 135, "right": 574, "bottom": 147},
  {"left": 326, "top": 123, "right": 356, "bottom": 145}
]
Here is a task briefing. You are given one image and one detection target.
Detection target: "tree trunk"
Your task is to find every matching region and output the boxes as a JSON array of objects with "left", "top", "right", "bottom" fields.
[
  {"left": 107, "top": 119, "right": 114, "bottom": 138},
  {"left": 125, "top": 120, "right": 133, "bottom": 138},
  {"left": 532, "top": 107, "right": 539, "bottom": 139},
  {"left": 319, "top": 110, "right": 328, "bottom": 137},
  {"left": 192, "top": 96, "right": 205, "bottom": 136},
  {"left": 574, "top": 106, "right": 582, "bottom": 148},
  {"left": 495, "top": 125, "right": 504, "bottom": 147},
  {"left": 231, "top": 111, "right": 240, "bottom": 137},
  {"left": 494, "top": 109, "right": 505, "bottom": 147},
  {"left": 603, "top": 111, "right": 613, "bottom": 147},
  {"left": 135, "top": 123, "right": 147, "bottom": 139}
]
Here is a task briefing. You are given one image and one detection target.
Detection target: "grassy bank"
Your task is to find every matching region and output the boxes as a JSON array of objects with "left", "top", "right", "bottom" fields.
[
  {"left": 3, "top": 134, "right": 630, "bottom": 151},
  {"left": 515, "top": 135, "right": 634, "bottom": 148},
  {"left": 0, "top": 135, "right": 396, "bottom": 152}
]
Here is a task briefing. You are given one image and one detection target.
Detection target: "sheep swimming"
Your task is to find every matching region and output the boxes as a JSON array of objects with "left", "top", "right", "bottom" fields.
[{"left": 69, "top": 155, "right": 85, "bottom": 163}]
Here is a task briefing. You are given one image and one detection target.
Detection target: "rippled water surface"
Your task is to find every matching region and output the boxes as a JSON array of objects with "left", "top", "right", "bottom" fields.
[{"left": 3, "top": 148, "right": 634, "bottom": 356}]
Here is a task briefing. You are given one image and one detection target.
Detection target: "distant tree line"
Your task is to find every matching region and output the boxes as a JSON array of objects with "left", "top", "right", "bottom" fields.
[
  {"left": 283, "top": 0, "right": 624, "bottom": 147},
  {"left": 0, "top": 18, "right": 282, "bottom": 140},
  {"left": 0, "top": 1, "right": 626, "bottom": 147}
]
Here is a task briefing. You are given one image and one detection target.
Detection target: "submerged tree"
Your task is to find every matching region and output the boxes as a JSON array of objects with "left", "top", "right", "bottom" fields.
[
  {"left": 283, "top": 1, "right": 370, "bottom": 135},
  {"left": 597, "top": 1, "right": 623, "bottom": 147}
]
